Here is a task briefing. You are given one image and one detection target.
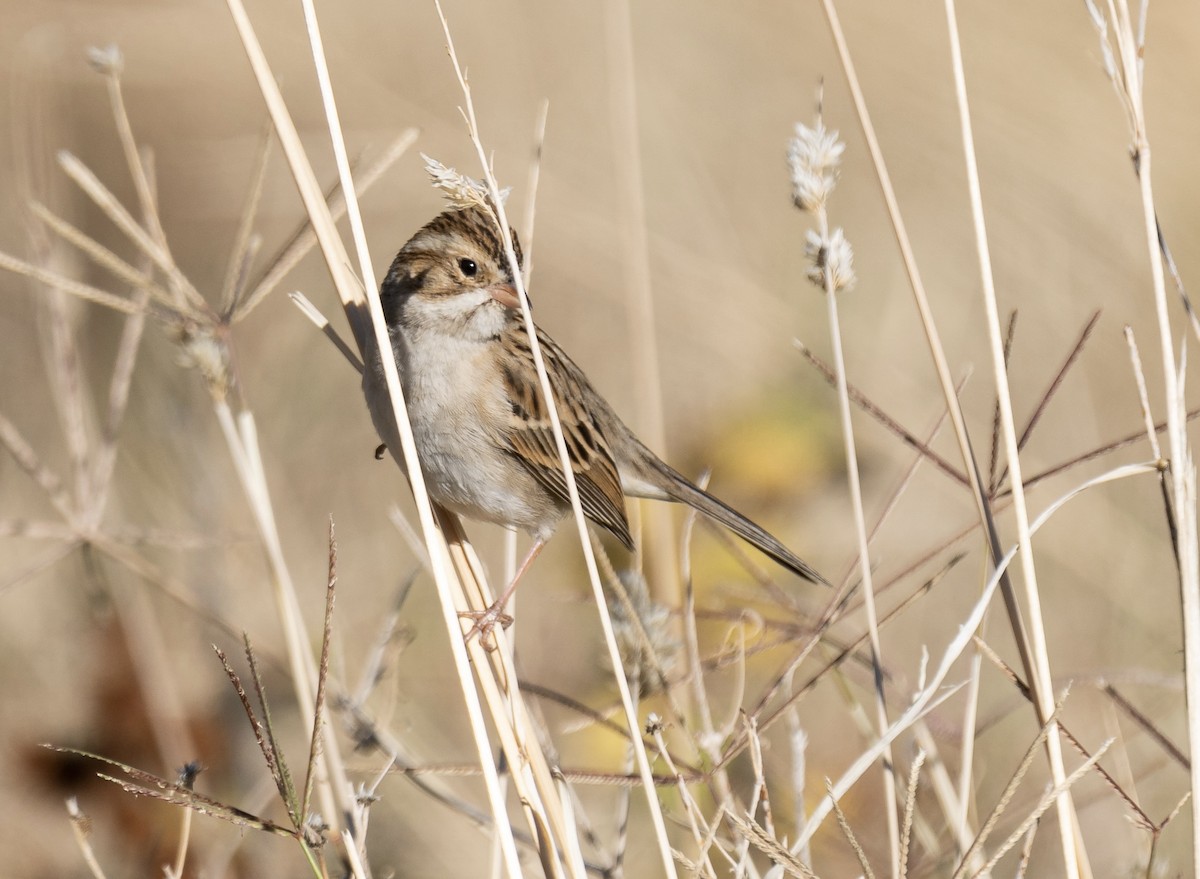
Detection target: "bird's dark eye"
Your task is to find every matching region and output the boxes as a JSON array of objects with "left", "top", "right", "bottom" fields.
[{"left": 458, "top": 258, "right": 478, "bottom": 277}]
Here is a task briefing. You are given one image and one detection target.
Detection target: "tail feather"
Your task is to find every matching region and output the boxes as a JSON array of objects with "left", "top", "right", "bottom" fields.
[{"left": 639, "top": 456, "right": 830, "bottom": 587}]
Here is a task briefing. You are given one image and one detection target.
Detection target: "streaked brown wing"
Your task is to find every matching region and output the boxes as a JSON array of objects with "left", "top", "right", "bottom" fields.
[{"left": 498, "top": 325, "right": 633, "bottom": 549}]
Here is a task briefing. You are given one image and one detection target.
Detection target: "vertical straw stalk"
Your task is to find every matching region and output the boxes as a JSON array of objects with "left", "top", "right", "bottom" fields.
[{"left": 941, "top": 1, "right": 1085, "bottom": 875}]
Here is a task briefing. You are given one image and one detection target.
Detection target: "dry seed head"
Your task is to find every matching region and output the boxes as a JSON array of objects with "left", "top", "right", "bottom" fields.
[
  {"left": 172, "top": 322, "right": 232, "bottom": 398},
  {"left": 787, "top": 121, "right": 845, "bottom": 213},
  {"left": 805, "top": 227, "right": 856, "bottom": 293},
  {"left": 422, "top": 153, "right": 509, "bottom": 212},
  {"left": 606, "top": 569, "right": 680, "bottom": 694}
]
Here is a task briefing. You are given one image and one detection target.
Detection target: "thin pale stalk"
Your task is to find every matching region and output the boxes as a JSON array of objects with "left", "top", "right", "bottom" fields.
[
  {"left": 1111, "top": 0, "right": 1200, "bottom": 855},
  {"left": 221, "top": 123, "right": 273, "bottom": 314},
  {"left": 237, "top": 129, "right": 416, "bottom": 321},
  {"left": 29, "top": 203, "right": 175, "bottom": 307},
  {"left": 88, "top": 290, "right": 149, "bottom": 525},
  {"left": 0, "top": 249, "right": 143, "bottom": 315},
  {"left": 603, "top": 0, "right": 677, "bottom": 600},
  {"left": 67, "top": 798, "right": 108, "bottom": 879},
  {"left": 433, "top": 4, "right": 676, "bottom": 873},
  {"left": 825, "top": 265, "right": 899, "bottom": 877},
  {"left": 1124, "top": 327, "right": 1162, "bottom": 460},
  {"left": 912, "top": 721, "right": 983, "bottom": 871},
  {"left": 0, "top": 410, "right": 76, "bottom": 521},
  {"left": 99, "top": 63, "right": 201, "bottom": 311},
  {"left": 56, "top": 152, "right": 203, "bottom": 310},
  {"left": 942, "top": 2, "right": 1082, "bottom": 874},
  {"left": 171, "top": 804, "right": 192, "bottom": 879},
  {"left": 955, "top": 558, "right": 985, "bottom": 851},
  {"left": 43, "top": 289, "right": 91, "bottom": 513}
]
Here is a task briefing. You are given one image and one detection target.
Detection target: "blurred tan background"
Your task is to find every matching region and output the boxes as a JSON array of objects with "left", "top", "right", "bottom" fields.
[{"left": 1, "top": 0, "right": 1198, "bottom": 875}]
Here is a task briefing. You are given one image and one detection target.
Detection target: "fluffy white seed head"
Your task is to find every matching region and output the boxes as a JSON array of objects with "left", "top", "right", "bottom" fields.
[
  {"left": 422, "top": 154, "right": 510, "bottom": 212},
  {"left": 787, "top": 121, "right": 845, "bottom": 213},
  {"left": 805, "top": 227, "right": 856, "bottom": 293}
]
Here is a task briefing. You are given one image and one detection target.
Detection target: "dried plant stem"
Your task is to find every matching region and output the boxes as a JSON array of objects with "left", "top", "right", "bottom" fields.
[
  {"left": 56, "top": 151, "right": 202, "bottom": 310},
  {"left": 170, "top": 801, "right": 193, "bottom": 879},
  {"left": 211, "top": 402, "right": 353, "bottom": 849},
  {"left": 220, "top": 123, "right": 272, "bottom": 315},
  {"left": 912, "top": 722, "right": 983, "bottom": 872},
  {"left": 604, "top": 0, "right": 677, "bottom": 600},
  {"left": 941, "top": 1, "right": 1083, "bottom": 875},
  {"left": 0, "top": 249, "right": 144, "bottom": 315},
  {"left": 434, "top": 509, "right": 586, "bottom": 879},
  {"left": 823, "top": 233, "right": 899, "bottom": 876},
  {"left": 898, "top": 751, "right": 924, "bottom": 878},
  {"left": 66, "top": 798, "right": 108, "bottom": 879},
  {"left": 239, "top": 129, "right": 417, "bottom": 322},
  {"left": 1112, "top": 2, "right": 1200, "bottom": 860}
]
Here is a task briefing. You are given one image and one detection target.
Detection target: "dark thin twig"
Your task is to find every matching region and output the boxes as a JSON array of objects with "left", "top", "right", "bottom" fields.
[
  {"left": 1018, "top": 310, "right": 1101, "bottom": 453},
  {"left": 1104, "top": 683, "right": 1190, "bottom": 770},
  {"left": 1001, "top": 409, "right": 1200, "bottom": 497},
  {"left": 244, "top": 635, "right": 300, "bottom": 826},
  {"left": 1156, "top": 216, "right": 1200, "bottom": 342},
  {"left": 796, "top": 342, "right": 968, "bottom": 486},
  {"left": 989, "top": 310, "right": 1018, "bottom": 493},
  {"left": 994, "top": 310, "right": 1101, "bottom": 493},
  {"left": 214, "top": 645, "right": 289, "bottom": 811}
]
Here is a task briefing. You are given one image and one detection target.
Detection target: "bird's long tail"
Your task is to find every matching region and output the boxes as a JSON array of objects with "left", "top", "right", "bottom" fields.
[{"left": 630, "top": 443, "right": 831, "bottom": 587}]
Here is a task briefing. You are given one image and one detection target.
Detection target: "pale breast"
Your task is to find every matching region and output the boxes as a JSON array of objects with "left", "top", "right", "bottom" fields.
[{"left": 390, "top": 329, "right": 565, "bottom": 537}]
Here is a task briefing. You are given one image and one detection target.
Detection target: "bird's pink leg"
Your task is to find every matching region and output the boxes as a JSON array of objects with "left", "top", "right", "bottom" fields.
[{"left": 460, "top": 536, "right": 547, "bottom": 649}]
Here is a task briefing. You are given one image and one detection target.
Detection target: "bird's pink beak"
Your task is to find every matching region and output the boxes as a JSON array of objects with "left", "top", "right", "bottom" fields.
[{"left": 487, "top": 283, "right": 521, "bottom": 311}]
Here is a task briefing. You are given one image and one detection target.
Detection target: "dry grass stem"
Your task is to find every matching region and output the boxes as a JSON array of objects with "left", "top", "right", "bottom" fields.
[
  {"left": 729, "top": 812, "right": 819, "bottom": 879},
  {"left": 66, "top": 798, "right": 108, "bottom": 879},
  {"left": 220, "top": 121, "right": 272, "bottom": 315},
  {"left": 604, "top": 0, "right": 678, "bottom": 600},
  {"left": 941, "top": 0, "right": 1082, "bottom": 872},
  {"left": 239, "top": 129, "right": 417, "bottom": 321},
  {"left": 827, "top": 778, "right": 875, "bottom": 879},
  {"left": 792, "top": 104, "right": 898, "bottom": 875},
  {"left": 1087, "top": 1, "right": 1200, "bottom": 864},
  {"left": 898, "top": 750, "right": 925, "bottom": 878}
]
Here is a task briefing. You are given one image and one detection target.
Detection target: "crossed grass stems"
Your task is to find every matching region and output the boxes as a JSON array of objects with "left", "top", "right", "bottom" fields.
[{"left": 0, "top": 33, "right": 1194, "bottom": 879}]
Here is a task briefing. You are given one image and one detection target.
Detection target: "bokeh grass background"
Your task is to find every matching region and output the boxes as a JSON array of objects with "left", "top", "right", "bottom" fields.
[{"left": 1, "top": 0, "right": 1198, "bottom": 875}]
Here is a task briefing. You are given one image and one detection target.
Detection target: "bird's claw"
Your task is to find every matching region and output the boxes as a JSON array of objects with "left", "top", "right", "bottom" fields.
[{"left": 459, "top": 604, "right": 514, "bottom": 651}]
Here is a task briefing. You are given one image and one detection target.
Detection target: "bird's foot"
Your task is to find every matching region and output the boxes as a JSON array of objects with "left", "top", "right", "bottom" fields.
[{"left": 459, "top": 603, "right": 514, "bottom": 651}]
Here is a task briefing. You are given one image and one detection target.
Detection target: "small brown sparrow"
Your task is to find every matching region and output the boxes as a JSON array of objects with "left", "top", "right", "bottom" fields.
[{"left": 364, "top": 206, "right": 828, "bottom": 620}]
